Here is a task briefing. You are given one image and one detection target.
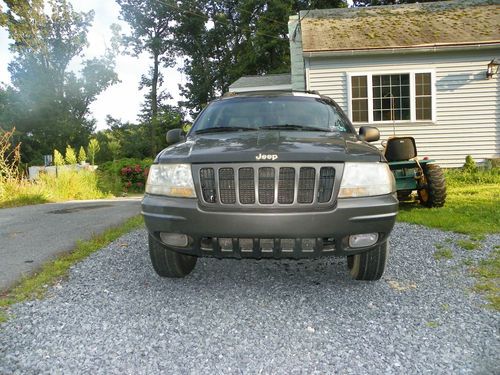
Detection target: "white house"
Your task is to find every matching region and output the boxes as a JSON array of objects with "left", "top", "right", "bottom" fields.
[{"left": 231, "top": 0, "right": 500, "bottom": 167}]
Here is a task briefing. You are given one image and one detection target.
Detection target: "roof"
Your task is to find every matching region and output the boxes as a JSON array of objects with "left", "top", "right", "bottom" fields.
[
  {"left": 299, "top": 0, "right": 500, "bottom": 53},
  {"left": 228, "top": 74, "right": 292, "bottom": 92}
]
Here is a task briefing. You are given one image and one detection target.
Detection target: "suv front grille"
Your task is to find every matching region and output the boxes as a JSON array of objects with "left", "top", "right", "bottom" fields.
[{"left": 196, "top": 164, "right": 338, "bottom": 207}]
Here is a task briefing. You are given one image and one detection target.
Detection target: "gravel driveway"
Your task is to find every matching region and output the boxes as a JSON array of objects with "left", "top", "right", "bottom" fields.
[{"left": 1, "top": 223, "right": 498, "bottom": 374}]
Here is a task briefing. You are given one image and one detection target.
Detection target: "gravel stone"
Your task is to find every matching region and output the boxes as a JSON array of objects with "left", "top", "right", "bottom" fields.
[{"left": 0, "top": 223, "right": 499, "bottom": 374}]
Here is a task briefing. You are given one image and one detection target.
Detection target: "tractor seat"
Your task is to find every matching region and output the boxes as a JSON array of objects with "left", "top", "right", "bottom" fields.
[{"left": 384, "top": 137, "right": 417, "bottom": 162}]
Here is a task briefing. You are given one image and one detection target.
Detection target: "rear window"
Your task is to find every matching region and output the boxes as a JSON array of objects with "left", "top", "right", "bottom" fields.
[{"left": 192, "top": 96, "right": 355, "bottom": 133}]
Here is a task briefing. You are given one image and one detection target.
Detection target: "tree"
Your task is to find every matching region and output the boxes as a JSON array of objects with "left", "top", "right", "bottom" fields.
[
  {"left": 116, "top": 0, "right": 176, "bottom": 157},
  {"left": 53, "top": 149, "right": 65, "bottom": 166},
  {"left": 65, "top": 145, "right": 77, "bottom": 165},
  {"left": 0, "top": 0, "right": 118, "bottom": 164},
  {"left": 78, "top": 146, "right": 87, "bottom": 164},
  {"left": 174, "top": 0, "right": 345, "bottom": 116},
  {"left": 87, "top": 139, "right": 100, "bottom": 165}
]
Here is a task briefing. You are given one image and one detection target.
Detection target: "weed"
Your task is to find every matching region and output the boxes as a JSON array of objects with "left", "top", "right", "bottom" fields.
[
  {"left": 434, "top": 248, "right": 453, "bottom": 260},
  {"left": 456, "top": 240, "right": 480, "bottom": 251},
  {"left": 426, "top": 321, "right": 439, "bottom": 328},
  {"left": 471, "top": 250, "right": 500, "bottom": 311}
]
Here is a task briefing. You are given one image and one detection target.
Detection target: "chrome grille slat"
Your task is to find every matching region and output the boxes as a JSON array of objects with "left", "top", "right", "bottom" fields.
[
  {"left": 278, "top": 167, "right": 295, "bottom": 204},
  {"left": 219, "top": 168, "right": 236, "bottom": 204},
  {"left": 297, "top": 167, "right": 315, "bottom": 203},
  {"left": 195, "top": 163, "right": 340, "bottom": 207},
  {"left": 258, "top": 167, "right": 275, "bottom": 204}
]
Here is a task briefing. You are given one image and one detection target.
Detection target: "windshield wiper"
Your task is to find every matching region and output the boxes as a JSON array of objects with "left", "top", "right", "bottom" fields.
[
  {"left": 194, "top": 126, "right": 257, "bottom": 134},
  {"left": 259, "top": 124, "right": 331, "bottom": 132}
]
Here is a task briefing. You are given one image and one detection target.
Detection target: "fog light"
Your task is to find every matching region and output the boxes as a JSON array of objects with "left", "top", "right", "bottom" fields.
[
  {"left": 349, "top": 233, "right": 378, "bottom": 248},
  {"left": 160, "top": 233, "right": 189, "bottom": 247}
]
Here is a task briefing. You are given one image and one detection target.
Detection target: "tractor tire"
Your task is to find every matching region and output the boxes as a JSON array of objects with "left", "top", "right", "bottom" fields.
[
  {"left": 418, "top": 164, "right": 446, "bottom": 208},
  {"left": 349, "top": 241, "right": 389, "bottom": 281},
  {"left": 148, "top": 234, "right": 197, "bottom": 278}
]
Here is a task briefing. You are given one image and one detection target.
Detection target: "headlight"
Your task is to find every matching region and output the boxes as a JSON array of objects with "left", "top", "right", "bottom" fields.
[
  {"left": 145, "top": 164, "right": 196, "bottom": 198},
  {"left": 338, "top": 162, "right": 395, "bottom": 198}
]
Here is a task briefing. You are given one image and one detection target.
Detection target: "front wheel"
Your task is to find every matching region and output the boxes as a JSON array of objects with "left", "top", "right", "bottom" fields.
[
  {"left": 349, "top": 241, "right": 389, "bottom": 281},
  {"left": 148, "top": 234, "right": 197, "bottom": 278}
]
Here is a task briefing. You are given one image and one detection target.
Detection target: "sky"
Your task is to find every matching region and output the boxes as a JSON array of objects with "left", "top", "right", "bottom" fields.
[{"left": 0, "top": 0, "right": 184, "bottom": 130}]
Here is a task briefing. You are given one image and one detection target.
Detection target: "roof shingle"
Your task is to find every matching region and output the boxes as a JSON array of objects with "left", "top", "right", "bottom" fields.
[{"left": 300, "top": 0, "right": 500, "bottom": 52}]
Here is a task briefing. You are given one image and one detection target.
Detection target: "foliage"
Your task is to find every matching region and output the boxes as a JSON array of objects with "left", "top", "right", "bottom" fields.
[
  {"left": 65, "top": 145, "right": 77, "bottom": 165},
  {"left": 0, "top": 169, "right": 108, "bottom": 208},
  {"left": 0, "top": 0, "right": 118, "bottom": 163},
  {"left": 116, "top": 0, "right": 176, "bottom": 157},
  {"left": 472, "top": 249, "right": 500, "bottom": 311},
  {"left": 120, "top": 164, "right": 149, "bottom": 192},
  {"left": 0, "top": 215, "right": 144, "bottom": 323},
  {"left": 87, "top": 138, "right": 100, "bottom": 165},
  {"left": 97, "top": 158, "right": 152, "bottom": 194},
  {"left": 398, "top": 168, "right": 500, "bottom": 235},
  {"left": 53, "top": 149, "right": 65, "bottom": 166},
  {"left": 463, "top": 155, "right": 478, "bottom": 172},
  {"left": 174, "top": 0, "right": 345, "bottom": 115},
  {"left": 0, "top": 127, "right": 22, "bottom": 182},
  {"left": 78, "top": 146, "right": 87, "bottom": 163}
]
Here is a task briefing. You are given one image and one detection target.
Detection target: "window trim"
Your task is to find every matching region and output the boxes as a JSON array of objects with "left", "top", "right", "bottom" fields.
[{"left": 347, "top": 70, "right": 436, "bottom": 124}]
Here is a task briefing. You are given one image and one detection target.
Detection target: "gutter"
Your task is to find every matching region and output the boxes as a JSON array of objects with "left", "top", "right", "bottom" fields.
[{"left": 303, "top": 42, "right": 500, "bottom": 58}]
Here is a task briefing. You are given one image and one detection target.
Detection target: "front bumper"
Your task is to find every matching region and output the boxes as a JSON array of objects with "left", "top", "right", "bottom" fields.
[{"left": 142, "top": 193, "right": 398, "bottom": 259}]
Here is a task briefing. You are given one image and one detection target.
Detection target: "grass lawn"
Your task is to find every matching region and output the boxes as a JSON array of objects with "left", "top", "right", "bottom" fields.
[{"left": 398, "top": 183, "right": 499, "bottom": 235}]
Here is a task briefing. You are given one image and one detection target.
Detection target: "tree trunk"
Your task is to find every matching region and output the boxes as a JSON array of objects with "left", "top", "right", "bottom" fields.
[{"left": 151, "top": 52, "right": 159, "bottom": 157}]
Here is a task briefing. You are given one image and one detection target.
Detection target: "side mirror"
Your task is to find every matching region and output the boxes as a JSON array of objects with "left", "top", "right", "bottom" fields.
[
  {"left": 359, "top": 126, "right": 380, "bottom": 142},
  {"left": 166, "top": 128, "right": 184, "bottom": 144}
]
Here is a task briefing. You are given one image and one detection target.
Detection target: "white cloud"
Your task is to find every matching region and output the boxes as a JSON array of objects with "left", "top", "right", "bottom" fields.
[{"left": 0, "top": 0, "right": 184, "bottom": 130}]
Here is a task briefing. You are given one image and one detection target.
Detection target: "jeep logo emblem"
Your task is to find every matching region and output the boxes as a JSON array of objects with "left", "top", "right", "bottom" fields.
[{"left": 256, "top": 153, "right": 278, "bottom": 161}]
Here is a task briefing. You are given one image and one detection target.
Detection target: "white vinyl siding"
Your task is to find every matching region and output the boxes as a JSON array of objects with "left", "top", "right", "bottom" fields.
[{"left": 306, "top": 49, "right": 500, "bottom": 167}]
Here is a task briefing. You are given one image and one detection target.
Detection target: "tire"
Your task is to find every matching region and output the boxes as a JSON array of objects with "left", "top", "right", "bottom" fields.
[
  {"left": 350, "top": 241, "right": 389, "bottom": 281},
  {"left": 148, "top": 234, "right": 197, "bottom": 278},
  {"left": 418, "top": 164, "right": 446, "bottom": 208}
]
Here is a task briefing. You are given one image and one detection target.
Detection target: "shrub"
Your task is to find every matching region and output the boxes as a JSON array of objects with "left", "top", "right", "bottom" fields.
[
  {"left": 87, "top": 139, "right": 100, "bottom": 165},
  {"left": 65, "top": 146, "right": 77, "bottom": 165},
  {"left": 97, "top": 158, "right": 152, "bottom": 194},
  {"left": 78, "top": 147, "right": 87, "bottom": 164},
  {"left": 463, "top": 155, "right": 478, "bottom": 172},
  {"left": 54, "top": 149, "right": 65, "bottom": 166},
  {"left": 120, "top": 164, "right": 149, "bottom": 193}
]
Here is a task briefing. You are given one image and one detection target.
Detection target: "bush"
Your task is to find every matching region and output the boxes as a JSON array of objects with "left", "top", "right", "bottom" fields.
[{"left": 97, "top": 158, "right": 152, "bottom": 194}]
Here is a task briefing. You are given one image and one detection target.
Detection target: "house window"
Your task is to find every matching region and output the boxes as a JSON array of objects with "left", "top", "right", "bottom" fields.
[
  {"left": 372, "top": 74, "right": 410, "bottom": 121},
  {"left": 349, "top": 71, "right": 434, "bottom": 123},
  {"left": 351, "top": 76, "right": 368, "bottom": 123},
  {"left": 415, "top": 73, "right": 432, "bottom": 120}
]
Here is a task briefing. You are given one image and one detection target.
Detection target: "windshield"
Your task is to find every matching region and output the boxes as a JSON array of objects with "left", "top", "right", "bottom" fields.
[{"left": 191, "top": 96, "right": 355, "bottom": 134}]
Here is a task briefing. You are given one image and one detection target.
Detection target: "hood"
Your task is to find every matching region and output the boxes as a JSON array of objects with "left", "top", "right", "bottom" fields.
[{"left": 156, "top": 130, "right": 382, "bottom": 164}]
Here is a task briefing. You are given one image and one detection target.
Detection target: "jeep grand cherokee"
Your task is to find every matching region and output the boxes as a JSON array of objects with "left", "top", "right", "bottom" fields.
[{"left": 142, "top": 91, "right": 398, "bottom": 281}]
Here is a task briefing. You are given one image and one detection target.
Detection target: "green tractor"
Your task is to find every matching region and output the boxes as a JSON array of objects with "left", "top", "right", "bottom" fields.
[{"left": 383, "top": 137, "right": 446, "bottom": 208}]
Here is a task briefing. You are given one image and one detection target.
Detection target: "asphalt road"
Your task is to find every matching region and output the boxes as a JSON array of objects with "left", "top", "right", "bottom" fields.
[{"left": 0, "top": 198, "right": 141, "bottom": 291}]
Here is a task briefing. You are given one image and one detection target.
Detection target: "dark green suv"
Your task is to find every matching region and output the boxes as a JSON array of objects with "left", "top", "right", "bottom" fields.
[{"left": 142, "top": 91, "right": 398, "bottom": 280}]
